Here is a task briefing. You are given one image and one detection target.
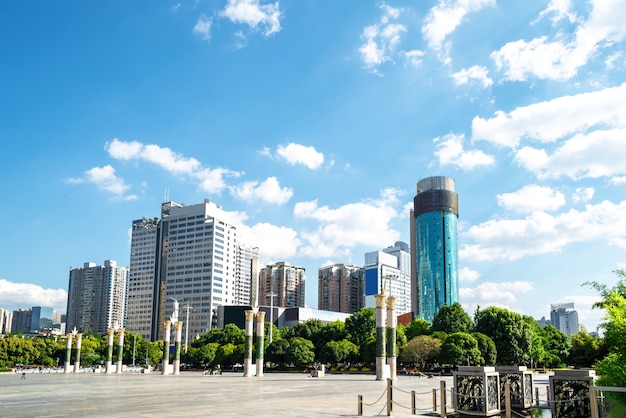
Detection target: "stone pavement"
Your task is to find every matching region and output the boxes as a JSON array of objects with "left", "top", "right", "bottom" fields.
[{"left": 0, "top": 371, "right": 454, "bottom": 417}]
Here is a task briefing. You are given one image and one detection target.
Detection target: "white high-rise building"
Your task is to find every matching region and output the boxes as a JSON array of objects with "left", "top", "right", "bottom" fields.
[
  {"left": 0, "top": 308, "right": 13, "bottom": 334},
  {"left": 550, "top": 303, "right": 579, "bottom": 337},
  {"left": 126, "top": 199, "right": 252, "bottom": 341},
  {"left": 66, "top": 260, "right": 128, "bottom": 334},
  {"left": 234, "top": 244, "right": 259, "bottom": 306},
  {"left": 364, "top": 242, "right": 412, "bottom": 315},
  {"left": 126, "top": 217, "right": 160, "bottom": 341}
]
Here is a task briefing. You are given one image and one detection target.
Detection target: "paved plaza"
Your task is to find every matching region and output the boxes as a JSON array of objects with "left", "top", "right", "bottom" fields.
[{"left": 0, "top": 371, "right": 455, "bottom": 417}]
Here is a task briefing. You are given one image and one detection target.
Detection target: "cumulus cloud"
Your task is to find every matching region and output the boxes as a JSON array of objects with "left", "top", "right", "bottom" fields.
[
  {"left": 220, "top": 0, "right": 282, "bottom": 37},
  {"left": 106, "top": 138, "right": 242, "bottom": 194},
  {"left": 434, "top": 133, "right": 495, "bottom": 170},
  {"left": 514, "top": 129, "right": 626, "bottom": 180},
  {"left": 496, "top": 184, "right": 566, "bottom": 213},
  {"left": 422, "top": 0, "right": 495, "bottom": 64},
  {"left": 236, "top": 222, "right": 300, "bottom": 262},
  {"left": 294, "top": 189, "right": 402, "bottom": 258},
  {"left": 461, "top": 281, "right": 534, "bottom": 306},
  {"left": 572, "top": 187, "right": 595, "bottom": 203},
  {"left": 452, "top": 65, "right": 493, "bottom": 88},
  {"left": 231, "top": 176, "right": 293, "bottom": 204},
  {"left": 0, "top": 279, "right": 68, "bottom": 313},
  {"left": 492, "top": 0, "right": 626, "bottom": 81},
  {"left": 535, "top": 0, "right": 578, "bottom": 25},
  {"left": 275, "top": 143, "right": 324, "bottom": 169},
  {"left": 460, "top": 199, "right": 626, "bottom": 262},
  {"left": 459, "top": 267, "right": 481, "bottom": 283},
  {"left": 472, "top": 82, "right": 626, "bottom": 148},
  {"left": 65, "top": 165, "right": 137, "bottom": 201},
  {"left": 359, "top": 3, "right": 406, "bottom": 73},
  {"left": 193, "top": 15, "right": 212, "bottom": 42}
]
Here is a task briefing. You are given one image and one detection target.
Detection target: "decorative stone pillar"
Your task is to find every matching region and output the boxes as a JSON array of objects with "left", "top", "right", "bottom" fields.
[
  {"left": 255, "top": 311, "right": 266, "bottom": 377},
  {"left": 105, "top": 328, "right": 115, "bottom": 374},
  {"left": 64, "top": 334, "right": 73, "bottom": 373},
  {"left": 161, "top": 320, "right": 171, "bottom": 375},
  {"left": 173, "top": 321, "right": 183, "bottom": 375},
  {"left": 73, "top": 333, "right": 83, "bottom": 373},
  {"left": 497, "top": 366, "right": 533, "bottom": 410},
  {"left": 550, "top": 369, "right": 596, "bottom": 418},
  {"left": 116, "top": 329, "right": 125, "bottom": 374},
  {"left": 386, "top": 296, "right": 397, "bottom": 380},
  {"left": 243, "top": 310, "right": 255, "bottom": 377},
  {"left": 375, "top": 293, "right": 388, "bottom": 381},
  {"left": 453, "top": 366, "right": 501, "bottom": 416}
]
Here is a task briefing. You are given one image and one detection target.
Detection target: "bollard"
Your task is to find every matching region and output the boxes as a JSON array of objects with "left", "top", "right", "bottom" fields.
[
  {"left": 387, "top": 378, "right": 393, "bottom": 416},
  {"left": 440, "top": 380, "right": 446, "bottom": 418},
  {"left": 535, "top": 387, "right": 539, "bottom": 407},
  {"left": 411, "top": 390, "right": 416, "bottom": 415},
  {"left": 432, "top": 388, "right": 437, "bottom": 412},
  {"left": 358, "top": 394, "right": 363, "bottom": 416}
]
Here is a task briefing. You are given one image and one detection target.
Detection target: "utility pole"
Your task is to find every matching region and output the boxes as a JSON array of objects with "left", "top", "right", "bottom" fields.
[{"left": 183, "top": 304, "right": 193, "bottom": 353}]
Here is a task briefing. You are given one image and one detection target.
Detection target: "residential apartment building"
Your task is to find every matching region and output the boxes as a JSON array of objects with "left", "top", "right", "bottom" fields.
[
  {"left": 410, "top": 176, "right": 459, "bottom": 322},
  {"left": 234, "top": 244, "right": 259, "bottom": 306},
  {"left": 259, "top": 262, "right": 306, "bottom": 308},
  {"left": 66, "top": 260, "right": 128, "bottom": 334},
  {"left": 0, "top": 308, "right": 12, "bottom": 334},
  {"left": 318, "top": 264, "right": 364, "bottom": 314}
]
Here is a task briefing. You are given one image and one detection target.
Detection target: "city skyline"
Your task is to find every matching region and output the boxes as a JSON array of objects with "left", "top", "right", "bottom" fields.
[{"left": 2, "top": 1, "right": 626, "bottom": 332}]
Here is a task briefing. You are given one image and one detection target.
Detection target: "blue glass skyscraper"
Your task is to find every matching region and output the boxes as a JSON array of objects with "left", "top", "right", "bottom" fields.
[{"left": 410, "top": 176, "right": 459, "bottom": 323}]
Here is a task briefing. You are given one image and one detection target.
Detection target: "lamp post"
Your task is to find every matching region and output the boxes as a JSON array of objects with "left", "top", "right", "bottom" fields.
[
  {"left": 132, "top": 334, "right": 136, "bottom": 367},
  {"left": 184, "top": 304, "right": 192, "bottom": 354},
  {"left": 267, "top": 292, "right": 276, "bottom": 343}
]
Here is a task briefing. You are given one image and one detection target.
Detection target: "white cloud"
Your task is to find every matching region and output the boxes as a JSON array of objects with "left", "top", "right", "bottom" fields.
[
  {"left": 461, "top": 281, "right": 534, "bottom": 305},
  {"left": 536, "top": 0, "right": 578, "bottom": 25},
  {"left": 0, "top": 279, "right": 68, "bottom": 313},
  {"left": 610, "top": 176, "right": 626, "bottom": 185},
  {"left": 434, "top": 133, "right": 495, "bottom": 170},
  {"left": 452, "top": 65, "right": 493, "bottom": 88},
  {"left": 496, "top": 184, "right": 566, "bottom": 213},
  {"left": 472, "top": 83, "right": 626, "bottom": 148},
  {"left": 572, "top": 187, "right": 595, "bottom": 203},
  {"left": 106, "top": 138, "right": 242, "bottom": 194},
  {"left": 461, "top": 199, "right": 626, "bottom": 262},
  {"left": 422, "top": 0, "right": 496, "bottom": 64},
  {"left": 359, "top": 3, "right": 407, "bottom": 73},
  {"left": 404, "top": 50, "right": 425, "bottom": 68},
  {"left": 193, "top": 15, "right": 212, "bottom": 42},
  {"left": 276, "top": 143, "right": 324, "bottom": 169},
  {"left": 492, "top": 0, "right": 626, "bottom": 81},
  {"left": 220, "top": 0, "right": 282, "bottom": 37},
  {"left": 459, "top": 267, "right": 481, "bottom": 283},
  {"left": 294, "top": 189, "right": 401, "bottom": 258},
  {"left": 231, "top": 176, "right": 293, "bottom": 205},
  {"left": 515, "top": 129, "right": 626, "bottom": 180},
  {"left": 66, "top": 165, "right": 137, "bottom": 201},
  {"left": 237, "top": 222, "right": 300, "bottom": 262}
]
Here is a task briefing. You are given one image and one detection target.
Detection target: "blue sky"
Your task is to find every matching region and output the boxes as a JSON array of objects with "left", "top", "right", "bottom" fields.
[{"left": 2, "top": 0, "right": 626, "bottom": 332}]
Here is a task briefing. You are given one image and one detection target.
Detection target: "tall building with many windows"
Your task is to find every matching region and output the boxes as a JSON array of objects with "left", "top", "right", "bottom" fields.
[
  {"left": 0, "top": 308, "right": 12, "bottom": 334},
  {"left": 66, "top": 260, "right": 128, "bottom": 334},
  {"left": 364, "top": 242, "right": 412, "bottom": 315},
  {"left": 234, "top": 244, "right": 259, "bottom": 306},
  {"left": 410, "top": 176, "right": 459, "bottom": 323},
  {"left": 550, "top": 303, "right": 579, "bottom": 337},
  {"left": 126, "top": 199, "right": 253, "bottom": 341},
  {"left": 318, "top": 264, "right": 364, "bottom": 314},
  {"left": 126, "top": 217, "right": 160, "bottom": 341},
  {"left": 259, "top": 262, "right": 306, "bottom": 308}
]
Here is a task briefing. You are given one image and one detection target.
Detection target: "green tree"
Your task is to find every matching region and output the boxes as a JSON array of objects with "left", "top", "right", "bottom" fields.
[
  {"left": 319, "top": 340, "right": 358, "bottom": 365},
  {"left": 285, "top": 337, "right": 315, "bottom": 368},
  {"left": 472, "top": 332, "right": 497, "bottom": 366},
  {"left": 399, "top": 335, "right": 441, "bottom": 369},
  {"left": 405, "top": 318, "right": 431, "bottom": 341},
  {"left": 474, "top": 306, "right": 533, "bottom": 365},
  {"left": 568, "top": 327, "right": 605, "bottom": 368},
  {"left": 432, "top": 303, "right": 473, "bottom": 334},
  {"left": 345, "top": 308, "right": 375, "bottom": 348},
  {"left": 439, "top": 332, "right": 482, "bottom": 366},
  {"left": 266, "top": 338, "right": 290, "bottom": 367},
  {"left": 215, "top": 343, "right": 237, "bottom": 368},
  {"left": 536, "top": 325, "right": 570, "bottom": 368},
  {"left": 192, "top": 343, "right": 218, "bottom": 367}
]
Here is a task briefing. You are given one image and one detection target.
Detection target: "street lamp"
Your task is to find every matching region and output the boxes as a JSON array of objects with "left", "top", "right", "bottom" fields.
[
  {"left": 132, "top": 334, "right": 136, "bottom": 367},
  {"left": 267, "top": 292, "right": 277, "bottom": 344}
]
